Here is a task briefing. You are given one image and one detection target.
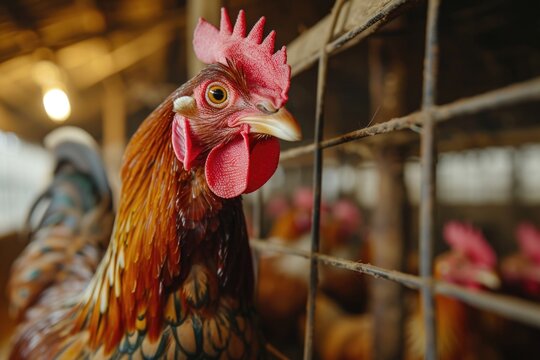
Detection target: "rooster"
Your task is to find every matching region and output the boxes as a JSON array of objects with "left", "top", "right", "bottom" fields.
[
  {"left": 8, "top": 8, "right": 301, "bottom": 359},
  {"left": 406, "top": 221, "right": 500, "bottom": 360}
]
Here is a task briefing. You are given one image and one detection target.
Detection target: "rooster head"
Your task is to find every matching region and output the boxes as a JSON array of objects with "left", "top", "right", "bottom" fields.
[
  {"left": 171, "top": 8, "right": 301, "bottom": 199},
  {"left": 435, "top": 221, "right": 500, "bottom": 290}
]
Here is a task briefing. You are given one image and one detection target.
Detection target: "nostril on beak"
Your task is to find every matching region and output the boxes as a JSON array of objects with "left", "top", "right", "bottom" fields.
[{"left": 257, "top": 103, "right": 278, "bottom": 115}]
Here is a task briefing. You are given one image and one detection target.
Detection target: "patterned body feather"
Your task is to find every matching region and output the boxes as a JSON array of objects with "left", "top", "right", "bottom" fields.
[{"left": 8, "top": 168, "right": 114, "bottom": 359}]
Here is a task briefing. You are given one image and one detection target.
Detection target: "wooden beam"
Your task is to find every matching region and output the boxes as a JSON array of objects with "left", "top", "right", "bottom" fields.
[
  {"left": 102, "top": 76, "right": 126, "bottom": 205},
  {"left": 0, "top": 13, "right": 184, "bottom": 94},
  {"left": 368, "top": 23, "right": 408, "bottom": 360},
  {"left": 186, "top": 0, "right": 221, "bottom": 78},
  {"left": 71, "top": 17, "right": 182, "bottom": 88}
]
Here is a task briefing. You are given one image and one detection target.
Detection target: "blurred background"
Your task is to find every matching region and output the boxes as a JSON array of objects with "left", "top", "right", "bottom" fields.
[{"left": 1, "top": 0, "right": 540, "bottom": 359}]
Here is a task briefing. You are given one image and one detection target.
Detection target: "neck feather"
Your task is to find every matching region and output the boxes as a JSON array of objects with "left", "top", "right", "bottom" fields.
[{"left": 75, "top": 92, "right": 226, "bottom": 352}]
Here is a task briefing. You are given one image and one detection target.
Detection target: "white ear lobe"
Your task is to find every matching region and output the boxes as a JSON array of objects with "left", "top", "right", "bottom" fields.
[{"left": 173, "top": 96, "right": 197, "bottom": 116}]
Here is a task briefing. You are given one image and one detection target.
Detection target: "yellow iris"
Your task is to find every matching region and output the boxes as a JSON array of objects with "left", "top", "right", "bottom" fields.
[{"left": 206, "top": 84, "right": 228, "bottom": 106}]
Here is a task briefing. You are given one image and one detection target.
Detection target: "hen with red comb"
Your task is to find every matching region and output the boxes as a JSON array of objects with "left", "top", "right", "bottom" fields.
[
  {"left": 438, "top": 221, "right": 499, "bottom": 290},
  {"left": 443, "top": 221, "right": 497, "bottom": 268},
  {"left": 407, "top": 222, "right": 500, "bottom": 360},
  {"left": 7, "top": 7, "right": 301, "bottom": 360}
]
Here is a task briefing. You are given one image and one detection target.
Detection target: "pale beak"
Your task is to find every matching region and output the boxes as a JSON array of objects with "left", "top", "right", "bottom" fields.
[
  {"left": 474, "top": 269, "right": 501, "bottom": 289},
  {"left": 239, "top": 107, "right": 302, "bottom": 141}
]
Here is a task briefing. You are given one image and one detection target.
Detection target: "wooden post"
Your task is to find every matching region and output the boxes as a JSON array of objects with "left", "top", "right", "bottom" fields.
[
  {"left": 102, "top": 76, "right": 126, "bottom": 205},
  {"left": 368, "top": 22, "right": 408, "bottom": 360},
  {"left": 186, "top": 0, "right": 221, "bottom": 78},
  {"left": 371, "top": 148, "right": 407, "bottom": 360}
]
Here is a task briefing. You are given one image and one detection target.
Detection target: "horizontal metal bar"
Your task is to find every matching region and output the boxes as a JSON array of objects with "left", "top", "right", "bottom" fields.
[
  {"left": 281, "top": 77, "right": 540, "bottom": 161},
  {"left": 288, "top": 0, "right": 416, "bottom": 76},
  {"left": 250, "top": 239, "right": 423, "bottom": 289},
  {"left": 435, "top": 282, "right": 540, "bottom": 329},
  {"left": 250, "top": 239, "right": 540, "bottom": 329}
]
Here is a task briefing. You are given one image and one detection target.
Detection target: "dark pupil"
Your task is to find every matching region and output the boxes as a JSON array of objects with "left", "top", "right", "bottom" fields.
[{"left": 210, "top": 88, "right": 225, "bottom": 101}]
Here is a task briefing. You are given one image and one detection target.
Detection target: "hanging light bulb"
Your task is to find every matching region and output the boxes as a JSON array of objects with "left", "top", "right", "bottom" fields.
[{"left": 43, "top": 87, "right": 71, "bottom": 122}]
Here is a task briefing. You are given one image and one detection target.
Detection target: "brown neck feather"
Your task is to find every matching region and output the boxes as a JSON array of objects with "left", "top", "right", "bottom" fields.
[{"left": 76, "top": 91, "right": 227, "bottom": 352}]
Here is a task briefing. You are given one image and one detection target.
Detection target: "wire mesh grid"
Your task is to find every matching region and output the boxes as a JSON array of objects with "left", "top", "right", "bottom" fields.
[{"left": 249, "top": 0, "right": 540, "bottom": 359}]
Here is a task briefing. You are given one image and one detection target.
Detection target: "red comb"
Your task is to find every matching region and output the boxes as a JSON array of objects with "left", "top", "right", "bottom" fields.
[
  {"left": 516, "top": 222, "right": 540, "bottom": 263},
  {"left": 193, "top": 8, "right": 290, "bottom": 108},
  {"left": 333, "top": 199, "right": 362, "bottom": 236},
  {"left": 443, "top": 221, "right": 497, "bottom": 267}
]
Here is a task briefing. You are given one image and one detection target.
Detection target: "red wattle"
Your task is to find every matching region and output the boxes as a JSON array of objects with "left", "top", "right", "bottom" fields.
[
  {"left": 206, "top": 134, "right": 250, "bottom": 199},
  {"left": 172, "top": 114, "right": 202, "bottom": 171},
  {"left": 244, "top": 136, "right": 280, "bottom": 193},
  {"left": 205, "top": 131, "right": 280, "bottom": 199}
]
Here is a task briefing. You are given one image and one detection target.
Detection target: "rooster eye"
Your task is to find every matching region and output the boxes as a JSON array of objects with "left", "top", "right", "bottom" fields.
[{"left": 206, "top": 84, "right": 228, "bottom": 107}]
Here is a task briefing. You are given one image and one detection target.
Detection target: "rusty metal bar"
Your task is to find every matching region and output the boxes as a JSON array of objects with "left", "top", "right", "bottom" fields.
[
  {"left": 303, "top": 1, "right": 345, "bottom": 359},
  {"left": 302, "top": 55, "right": 325, "bottom": 360},
  {"left": 325, "top": 0, "right": 415, "bottom": 59},
  {"left": 289, "top": 0, "right": 417, "bottom": 76},
  {"left": 418, "top": 0, "right": 441, "bottom": 359},
  {"left": 435, "top": 282, "right": 540, "bottom": 329},
  {"left": 280, "top": 76, "right": 540, "bottom": 161},
  {"left": 250, "top": 239, "right": 540, "bottom": 329},
  {"left": 421, "top": 0, "right": 440, "bottom": 109},
  {"left": 251, "top": 239, "right": 423, "bottom": 289},
  {"left": 256, "top": 0, "right": 540, "bottom": 357}
]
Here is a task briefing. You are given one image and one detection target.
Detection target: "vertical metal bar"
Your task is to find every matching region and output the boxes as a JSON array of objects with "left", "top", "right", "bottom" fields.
[
  {"left": 419, "top": 0, "right": 441, "bottom": 360},
  {"left": 422, "top": 0, "right": 441, "bottom": 109},
  {"left": 303, "top": 54, "right": 327, "bottom": 360},
  {"left": 303, "top": 1, "right": 344, "bottom": 358}
]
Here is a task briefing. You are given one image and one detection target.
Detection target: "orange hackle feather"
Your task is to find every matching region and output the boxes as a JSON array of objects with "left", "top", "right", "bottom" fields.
[
  {"left": 74, "top": 90, "right": 194, "bottom": 351},
  {"left": 71, "top": 82, "right": 246, "bottom": 356}
]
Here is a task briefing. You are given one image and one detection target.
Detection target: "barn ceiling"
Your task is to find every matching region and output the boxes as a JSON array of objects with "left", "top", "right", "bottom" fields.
[{"left": 0, "top": 0, "right": 186, "bottom": 142}]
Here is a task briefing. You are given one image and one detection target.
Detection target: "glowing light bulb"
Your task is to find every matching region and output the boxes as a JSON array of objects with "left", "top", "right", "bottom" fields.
[{"left": 43, "top": 88, "right": 71, "bottom": 122}]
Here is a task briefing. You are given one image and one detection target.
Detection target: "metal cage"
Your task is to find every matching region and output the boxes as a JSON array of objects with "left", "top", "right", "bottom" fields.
[{"left": 248, "top": 0, "right": 540, "bottom": 359}]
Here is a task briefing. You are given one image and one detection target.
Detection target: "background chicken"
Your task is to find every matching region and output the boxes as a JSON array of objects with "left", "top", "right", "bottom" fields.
[
  {"left": 307, "top": 294, "right": 373, "bottom": 360},
  {"left": 502, "top": 222, "right": 540, "bottom": 300},
  {"left": 493, "top": 222, "right": 540, "bottom": 359},
  {"left": 406, "top": 221, "right": 500, "bottom": 360},
  {"left": 7, "top": 8, "right": 300, "bottom": 359},
  {"left": 256, "top": 188, "right": 367, "bottom": 355}
]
